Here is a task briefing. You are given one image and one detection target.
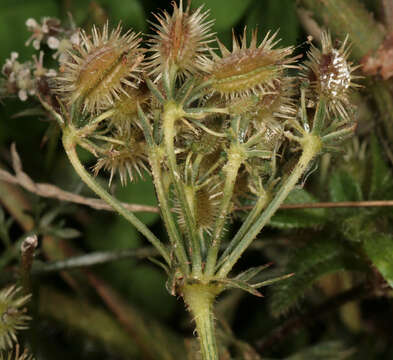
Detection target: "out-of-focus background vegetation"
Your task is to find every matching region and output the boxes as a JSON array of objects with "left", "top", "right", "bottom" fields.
[{"left": 1, "top": 0, "right": 393, "bottom": 359}]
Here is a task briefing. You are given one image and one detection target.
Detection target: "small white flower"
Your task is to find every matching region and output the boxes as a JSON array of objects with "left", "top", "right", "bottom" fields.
[
  {"left": 47, "top": 36, "right": 60, "bottom": 49},
  {"left": 25, "top": 18, "right": 38, "bottom": 29},
  {"left": 46, "top": 69, "right": 57, "bottom": 77},
  {"left": 70, "top": 31, "right": 80, "bottom": 45},
  {"left": 11, "top": 52, "right": 19, "bottom": 61},
  {"left": 18, "top": 89, "right": 27, "bottom": 101},
  {"left": 32, "top": 39, "right": 41, "bottom": 50}
]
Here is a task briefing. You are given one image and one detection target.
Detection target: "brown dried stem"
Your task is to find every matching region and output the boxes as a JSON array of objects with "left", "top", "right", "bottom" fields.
[
  {"left": 0, "top": 144, "right": 159, "bottom": 214},
  {"left": 237, "top": 200, "right": 393, "bottom": 211},
  {"left": 20, "top": 234, "right": 38, "bottom": 292}
]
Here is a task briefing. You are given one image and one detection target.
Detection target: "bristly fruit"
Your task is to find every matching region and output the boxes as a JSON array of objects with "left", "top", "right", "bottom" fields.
[
  {"left": 110, "top": 84, "right": 150, "bottom": 135},
  {"left": 146, "top": 0, "right": 214, "bottom": 81},
  {"left": 56, "top": 23, "right": 143, "bottom": 113},
  {"left": 301, "top": 31, "right": 361, "bottom": 120},
  {"left": 205, "top": 28, "right": 296, "bottom": 99},
  {"left": 93, "top": 129, "right": 149, "bottom": 186},
  {"left": 175, "top": 181, "right": 222, "bottom": 237},
  {"left": 0, "top": 345, "right": 35, "bottom": 360},
  {"left": 0, "top": 286, "right": 31, "bottom": 350}
]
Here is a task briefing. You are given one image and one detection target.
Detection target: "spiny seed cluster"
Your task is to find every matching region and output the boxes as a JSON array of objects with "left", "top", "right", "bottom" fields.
[
  {"left": 1, "top": 2, "right": 358, "bottom": 234},
  {"left": 300, "top": 32, "right": 360, "bottom": 120}
]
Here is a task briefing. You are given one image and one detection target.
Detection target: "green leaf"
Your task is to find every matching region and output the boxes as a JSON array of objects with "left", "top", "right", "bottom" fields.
[
  {"left": 270, "top": 188, "right": 328, "bottom": 229},
  {"left": 216, "top": 278, "right": 263, "bottom": 297},
  {"left": 363, "top": 233, "right": 393, "bottom": 288},
  {"left": 12, "top": 107, "right": 48, "bottom": 119},
  {"left": 40, "top": 207, "right": 65, "bottom": 227},
  {"left": 49, "top": 227, "right": 81, "bottom": 239},
  {"left": 339, "top": 213, "right": 376, "bottom": 243},
  {"left": 191, "top": 0, "right": 253, "bottom": 31},
  {"left": 369, "top": 136, "right": 393, "bottom": 199},
  {"left": 235, "top": 263, "right": 273, "bottom": 282},
  {"left": 269, "top": 237, "right": 362, "bottom": 316},
  {"left": 253, "top": 273, "right": 294, "bottom": 288},
  {"left": 329, "top": 170, "right": 363, "bottom": 203},
  {"left": 285, "top": 341, "right": 354, "bottom": 360}
]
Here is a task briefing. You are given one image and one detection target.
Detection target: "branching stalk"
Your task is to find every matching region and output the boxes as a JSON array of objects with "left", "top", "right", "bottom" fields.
[
  {"left": 217, "top": 194, "right": 268, "bottom": 270},
  {"left": 205, "top": 146, "right": 244, "bottom": 276},
  {"left": 149, "top": 148, "right": 190, "bottom": 275},
  {"left": 162, "top": 101, "right": 203, "bottom": 276},
  {"left": 62, "top": 126, "right": 171, "bottom": 265},
  {"left": 217, "top": 133, "right": 322, "bottom": 277}
]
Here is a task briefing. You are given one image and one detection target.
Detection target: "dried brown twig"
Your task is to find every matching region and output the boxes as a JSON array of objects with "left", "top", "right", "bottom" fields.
[
  {"left": 238, "top": 200, "right": 393, "bottom": 211},
  {"left": 0, "top": 144, "right": 159, "bottom": 213}
]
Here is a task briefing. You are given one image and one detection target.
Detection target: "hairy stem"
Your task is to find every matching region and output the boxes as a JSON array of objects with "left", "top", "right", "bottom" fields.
[
  {"left": 149, "top": 148, "right": 190, "bottom": 275},
  {"left": 217, "top": 194, "right": 268, "bottom": 270},
  {"left": 205, "top": 146, "right": 243, "bottom": 276},
  {"left": 62, "top": 126, "right": 171, "bottom": 265},
  {"left": 183, "top": 284, "right": 221, "bottom": 360},
  {"left": 217, "top": 133, "right": 322, "bottom": 277},
  {"left": 162, "top": 101, "right": 202, "bottom": 276}
]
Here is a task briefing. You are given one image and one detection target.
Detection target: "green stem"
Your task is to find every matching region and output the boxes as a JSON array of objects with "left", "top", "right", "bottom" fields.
[
  {"left": 62, "top": 126, "right": 171, "bottom": 265},
  {"left": 312, "top": 97, "right": 327, "bottom": 136},
  {"left": 205, "top": 147, "right": 243, "bottom": 276},
  {"left": 149, "top": 148, "right": 190, "bottom": 275},
  {"left": 216, "top": 194, "right": 268, "bottom": 270},
  {"left": 163, "top": 102, "right": 202, "bottom": 276},
  {"left": 183, "top": 284, "right": 220, "bottom": 360},
  {"left": 217, "top": 133, "right": 322, "bottom": 278}
]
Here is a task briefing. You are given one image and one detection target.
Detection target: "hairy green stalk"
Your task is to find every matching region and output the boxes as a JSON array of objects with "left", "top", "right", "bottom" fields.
[
  {"left": 217, "top": 133, "right": 322, "bottom": 277},
  {"left": 217, "top": 193, "right": 268, "bottom": 271},
  {"left": 182, "top": 283, "right": 221, "bottom": 360},
  {"left": 62, "top": 126, "right": 171, "bottom": 265},
  {"left": 205, "top": 145, "right": 244, "bottom": 276},
  {"left": 149, "top": 148, "right": 190, "bottom": 275},
  {"left": 162, "top": 101, "right": 203, "bottom": 276}
]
